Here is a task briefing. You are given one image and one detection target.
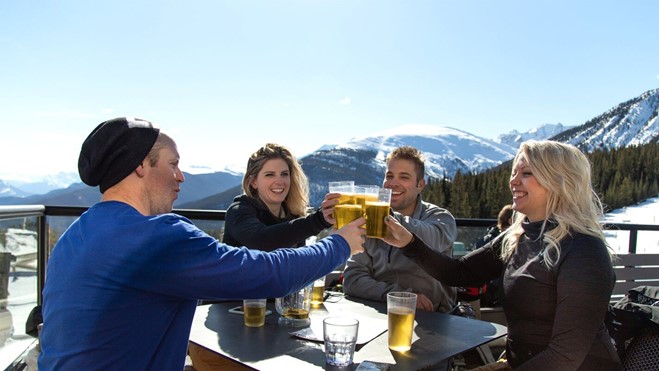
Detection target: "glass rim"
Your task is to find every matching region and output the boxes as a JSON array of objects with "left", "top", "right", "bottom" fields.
[
  {"left": 323, "top": 316, "right": 359, "bottom": 326},
  {"left": 387, "top": 291, "right": 417, "bottom": 299}
]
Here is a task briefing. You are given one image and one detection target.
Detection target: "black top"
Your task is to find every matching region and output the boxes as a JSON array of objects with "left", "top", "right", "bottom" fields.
[
  {"left": 401, "top": 219, "right": 623, "bottom": 371},
  {"left": 222, "top": 194, "right": 332, "bottom": 251}
]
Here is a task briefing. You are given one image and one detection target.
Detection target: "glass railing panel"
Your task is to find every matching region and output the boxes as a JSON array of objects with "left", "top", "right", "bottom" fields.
[{"left": 0, "top": 217, "right": 39, "bottom": 369}]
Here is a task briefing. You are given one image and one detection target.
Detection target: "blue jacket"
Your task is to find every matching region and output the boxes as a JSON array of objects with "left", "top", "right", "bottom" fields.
[{"left": 39, "top": 201, "right": 349, "bottom": 371}]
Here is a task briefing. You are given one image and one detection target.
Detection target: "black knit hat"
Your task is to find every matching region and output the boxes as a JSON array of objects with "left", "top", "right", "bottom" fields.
[{"left": 78, "top": 117, "right": 160, "bottom": 193}]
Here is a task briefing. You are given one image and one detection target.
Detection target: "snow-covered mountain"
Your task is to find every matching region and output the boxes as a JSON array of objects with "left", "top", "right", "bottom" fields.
[
  {"left": 300, "top": 125, "right": 518, "bottom": 205},
  {"left": 553, "top": 88, "right": 659, "bottom": 152},
  {"left": 2, "top": 88, "right": 658, "bottom": 208},
  {"left": 0, "top": 172, "right": 80, "bottom": 197},
  {"left": 0, "top": 179, "right": 30, "bottom": 198},
  {"left": 495, "top": 123, "right": 574, "bottom": 148},
  {"left": 328, "top": 124, "right": 517, "bottom": 178}
]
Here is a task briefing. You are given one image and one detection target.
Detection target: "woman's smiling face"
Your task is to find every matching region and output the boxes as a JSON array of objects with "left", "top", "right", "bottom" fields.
[
  {"left": 509, "top": 155, "right": 548, "bottom": 222},
  {"left": 250, "top": 158, "right": 290, "bottom": 213}
]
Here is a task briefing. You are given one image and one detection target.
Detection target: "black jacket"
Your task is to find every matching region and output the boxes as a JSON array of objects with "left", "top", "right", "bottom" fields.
[{"left": 222, "top": 194, "right": 331, "bottom": 251}]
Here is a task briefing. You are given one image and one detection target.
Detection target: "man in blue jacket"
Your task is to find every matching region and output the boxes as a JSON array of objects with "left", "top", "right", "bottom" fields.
[{"left": 39, "top": 117, "right": 365, "bottom": 371}]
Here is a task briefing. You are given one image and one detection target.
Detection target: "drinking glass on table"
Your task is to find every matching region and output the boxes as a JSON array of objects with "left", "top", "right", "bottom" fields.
[
  {"left": 243, "top": 299, "right": 267, "bottom": 327},
  {"left": 365, "top": 188, "right": 392, "bottom": 238},
  {"left": 311, "top": 276, "right": 326, "bottom": 307},
  {"left": 387, "top": 292, "right": 417, "bottom": 351},
  {"left": 275, "top": 283, "right": 313, "bottom": 327},
  {"left": 323, "top": 317, "right": 359, "bottom": 367}
]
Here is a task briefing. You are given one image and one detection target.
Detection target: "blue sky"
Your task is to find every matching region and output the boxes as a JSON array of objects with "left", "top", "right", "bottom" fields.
[{"left": 1, "top": 0, "right": 658, "bottom": 180}]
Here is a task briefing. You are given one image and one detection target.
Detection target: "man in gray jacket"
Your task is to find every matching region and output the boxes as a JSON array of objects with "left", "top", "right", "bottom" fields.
[{"left": 343, "top": 146, "right": 457, "bottom": 312}]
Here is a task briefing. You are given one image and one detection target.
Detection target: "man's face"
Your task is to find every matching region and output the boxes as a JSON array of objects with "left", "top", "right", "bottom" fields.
[
  {"left": 383, "top": 158, "right": 424, "bottom": 217},
  {"left": 144, "top": 142, "right": 185, "bottom": 215}
]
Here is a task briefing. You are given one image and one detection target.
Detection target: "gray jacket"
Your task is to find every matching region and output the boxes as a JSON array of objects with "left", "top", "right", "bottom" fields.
[{"left": 343, "top": 196, "right": 457, "bottom": 312}]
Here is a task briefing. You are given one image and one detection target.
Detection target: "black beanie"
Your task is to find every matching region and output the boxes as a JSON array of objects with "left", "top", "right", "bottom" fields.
[{"left": 78, "top": 117, "right": 160, "bottom": 193}]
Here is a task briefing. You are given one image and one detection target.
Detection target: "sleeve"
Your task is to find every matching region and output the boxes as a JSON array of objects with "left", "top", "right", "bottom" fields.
[
  {"left": 401, "top": 233, "right": 504, "bottom": 287},
  {"left": 143, "top": 215, "right": 350, "bottom": 301},
  {"left": 342, "top": 242, "right": 414, "bottom": 302},
  {"left": 398, "top": 204, "right": 457, "bottom": 256},
  {"left": 515, "top": 238, "right": 615, "bottom": 370},
  {"left": 224, "top": 201, "right": 330, "bottom": 251}
]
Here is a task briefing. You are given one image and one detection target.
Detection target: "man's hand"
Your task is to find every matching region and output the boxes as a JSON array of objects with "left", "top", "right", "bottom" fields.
[
  {"left": 415, "top": 293, "right": 434, "bottom": 311},
  {"left": 334, "top": 217, "right": 366, "bottom": 256},
  {"left": 321, "top": 192, "right": 341, "bottom": 226},
  {"left": 379, "top": 216, "right": 414, "bottom": 248}
]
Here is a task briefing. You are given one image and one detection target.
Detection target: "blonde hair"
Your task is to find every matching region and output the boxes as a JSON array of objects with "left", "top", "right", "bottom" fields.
[
  {"left": 242, "top": 143, "right": 309, "bottom": 217},
  {"left": 501, "top": 140, "right": 614, "bottom": 268}
]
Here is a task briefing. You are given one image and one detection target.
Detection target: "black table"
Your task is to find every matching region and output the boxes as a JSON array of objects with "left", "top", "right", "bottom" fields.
[{"left": 188, "top": 296, "right": 507, "bottom": 370}]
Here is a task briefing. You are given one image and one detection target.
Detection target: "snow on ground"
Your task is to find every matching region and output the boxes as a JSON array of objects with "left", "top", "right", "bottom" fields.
[{"left": 602, "top": 195, "right": 659, "bottom": 254}]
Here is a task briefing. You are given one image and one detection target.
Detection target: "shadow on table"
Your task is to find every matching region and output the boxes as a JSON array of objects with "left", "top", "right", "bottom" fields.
[{"left": 204, "top": 303, "right": 327, "bottom": 367}]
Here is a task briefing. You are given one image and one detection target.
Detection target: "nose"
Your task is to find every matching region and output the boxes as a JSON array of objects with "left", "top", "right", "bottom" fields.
[
  {"left": 509, "top": 173, "right": 519, "bottom": 187},
  {"left": 177, "top": 168, "right": 185, "bottom": 183}
]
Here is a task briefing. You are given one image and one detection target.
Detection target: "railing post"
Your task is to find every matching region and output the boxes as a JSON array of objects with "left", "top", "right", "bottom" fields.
[
  {"left": 628, "top": 229, "right": 638, "bottom": 254},
  {"left": 38, "top": 214, "right": 47, "bottom": 306}
]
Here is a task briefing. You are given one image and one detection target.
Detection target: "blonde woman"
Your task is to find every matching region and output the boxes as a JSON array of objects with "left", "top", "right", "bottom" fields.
[
  {"left": 382, "top": 140, "right": 622, "bottom": 370},
  {"left": 222, "top": 143, "right": 334, "bottom": 250}
]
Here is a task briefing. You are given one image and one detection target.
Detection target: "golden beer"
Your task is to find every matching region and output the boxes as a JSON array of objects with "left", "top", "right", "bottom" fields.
[
  {"left": 365, "top": 201, "right": 390, "bottom": 238},
  {"left": 311, "top": 285, "right": 325, "bottom": 306},
  {"left": 283, "top": 308, "right": 310, "bottom": 319},
  {"left": 335, "top": 204, "right": 363, "bottom": 229},
  {"left": 388, "top": 307, "right": 415, "bottom": 351},
  {"left": 355, "top": 194, "right": 377, "bottom": 208},
  {"left": 337, "top": 193, "right": 356, "bottom": 205},
  {"left": 243, "top": 303, "right": 266, "bottom": 327}
]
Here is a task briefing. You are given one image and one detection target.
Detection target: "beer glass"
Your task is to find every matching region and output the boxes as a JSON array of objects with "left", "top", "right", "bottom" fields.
[
  {"left": 243, "top": 299, "right": 267, "bottom": 327},
  {"left": 275, "top": 283, "right": 313, "bottom": 327},
  {"left": 387, "top": 292, "right": 417, "bottom": 351},
  {"left": 355, "top": 185, "right": 379, "bottom": 210},
  {"left": 329, "top": 181, "right": 358, "bottom": 228},
  {"left": 365, "top": 188, "right": 392, "bottom": 238},
  {"left": 311, "top": 276, "right": 326, "bottom": 307}
]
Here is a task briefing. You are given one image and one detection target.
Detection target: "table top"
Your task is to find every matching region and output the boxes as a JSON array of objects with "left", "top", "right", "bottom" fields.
[{"left": 188, "top": 296, "right": 507, "bottom": 370}]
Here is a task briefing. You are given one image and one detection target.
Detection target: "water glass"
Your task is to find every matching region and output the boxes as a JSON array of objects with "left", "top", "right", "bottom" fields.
[{"left": 323, "top": 317, "right": 359, "bottom": 367}]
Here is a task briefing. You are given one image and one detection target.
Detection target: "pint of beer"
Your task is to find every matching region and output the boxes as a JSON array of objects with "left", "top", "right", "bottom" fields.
[
  {"left": 328, "top": 181, "right": 356, "bottom": 228},
  {"left": 387, "top": 292, "right": 417, "bottom": 351},
  {"left": 355, "top": 185, "right": 379, "bottom": 208},
  {"left": 365, "top": 188, "right": 392, "bottom": 238},
  {"left": 335, "top": 204, "right": 363, "bottom": 229},
  {"left": 311, "top": 276, "right": 326, "bottom": 306}
]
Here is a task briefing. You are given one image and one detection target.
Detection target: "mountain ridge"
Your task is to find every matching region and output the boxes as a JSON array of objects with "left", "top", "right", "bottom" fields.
[{"left": 2, "top": 88, "right": 658, "bottom": 208}]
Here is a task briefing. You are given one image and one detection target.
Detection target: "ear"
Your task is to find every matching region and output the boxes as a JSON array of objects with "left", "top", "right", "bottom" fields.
[
  {"left": 135, "top": 162, "right": 147, "bottom": 177},
  {"left": 417, "top": 177, "right": 426, "bottom": 191},
  {"left": 249, "top": 176, "right": 258, "bottom": 191}
]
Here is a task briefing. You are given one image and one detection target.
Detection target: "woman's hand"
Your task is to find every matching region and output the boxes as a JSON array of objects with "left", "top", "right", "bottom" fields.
[
  {"left": 379, "top": 216, "right": 414, "bottom": 248},
  {"left": 320, "top": 192, "right": 340, "bottom": 226}
]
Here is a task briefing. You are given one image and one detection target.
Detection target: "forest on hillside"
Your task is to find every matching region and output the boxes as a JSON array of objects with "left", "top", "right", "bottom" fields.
[{"left": 423, "top": 142, "right": 659, "bottom": 219}]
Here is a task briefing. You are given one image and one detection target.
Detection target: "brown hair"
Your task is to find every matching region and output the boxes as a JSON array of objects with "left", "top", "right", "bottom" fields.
[
  {"left": 386, "top": 146, "right": 426, "bottom": 182},
  {"left": 242, "top": 143, "right": 309, "bottom": 217}
]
